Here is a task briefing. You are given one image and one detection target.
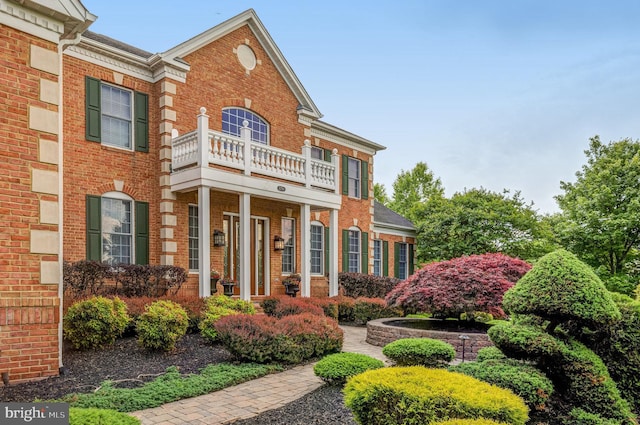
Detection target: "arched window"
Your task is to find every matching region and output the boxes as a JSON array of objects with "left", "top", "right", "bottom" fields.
[{"left": 222, "top": 108, "right": 269, "bottom": 144}]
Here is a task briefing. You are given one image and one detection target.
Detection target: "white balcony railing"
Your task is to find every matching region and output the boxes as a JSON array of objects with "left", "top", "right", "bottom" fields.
[{"left": 171, "top": 107, "right": 339, "bottom": 192}]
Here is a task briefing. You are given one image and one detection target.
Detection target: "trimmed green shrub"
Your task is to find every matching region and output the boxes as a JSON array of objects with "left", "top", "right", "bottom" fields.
[
  {"left": 461, "top": 311, "right": 494, "bottom": 323},
  {"left": 199, "top": 306, "right": 239, "bottom": 342},
  {"left": 584, "top": 292, "right": 640, "bottom": 412},
  {"left": 450, "top": 359, "right": 554, "bottom": 411},
  {"left": 436, "top": 420, "right": 509, "bottom": 425},
  {"left": 343, "top": 367, "right": 529, "bottom": 425},
  {"left": 271, "top": 297, "right": 324, "bottom": 318},
  {"left": 69, "top": 408, "right": 140, "bottom": 425},
  {"left": 476, "top": 347, "right": 507, "bottom": 362},
  {"left": 136, "top": 300, "right": 188, "bottom": 351},
  {"left": 64, "top": 296, "right": 130, "bottom": 350},
  {"left": 330, "top": 295, "right": 356, "bottom": 322},
  {"left": 502, "top": 249, "right": 620, "bottom": 331},
  {"left": 313, "top": 352, "right": 384, "bottom": 385},
  {"left": 382, "top": 338, "right": 455, "bottom": 367},
  {"left": 339, "top": 272, "right": 402, "bottom": 298},
  {"left": 259, "top": 296, "right": 280, "bottom": 316},
  {"left": 215, "top": 312, "right": 343, "bottom": 363},
  {"left": 353, "top": 297, "right": 399, "bottom": 325},
  {"left": 565, "top": 408, "right": 621, "bottom": 425},
  {"left": 205, "top": 294, "right": 255, "bottom": 314}
]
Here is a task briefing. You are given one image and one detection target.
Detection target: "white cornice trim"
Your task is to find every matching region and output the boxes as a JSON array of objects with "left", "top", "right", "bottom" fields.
[
  {"left": 312, "top": 120, "right": 386, "bottom": 153},
  {"left": 373, "top": 222, "right": 417, "bottom": 238},
  {"left": 310, "top": 127, "right": 377, "bottom": 156},
  {"left": 0, "top": 0, "right": 63, "bottom": 43}
]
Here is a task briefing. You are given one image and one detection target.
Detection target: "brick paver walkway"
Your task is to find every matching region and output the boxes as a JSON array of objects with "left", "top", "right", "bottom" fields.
[{"left": 130, "top": 326, "right": 386, "bottom": 425}]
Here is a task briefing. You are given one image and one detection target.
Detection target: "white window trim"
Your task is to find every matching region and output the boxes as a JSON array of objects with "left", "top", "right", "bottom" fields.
[
  {"left": 188, "top": 204, "right": 198, "bottom": 273},
  {"left": 281, "top": 217, "right": 296, "bottom": 275},
  {"left": 101, "top": 82, "right": 134, "bottom": 151},
  {"left": 348, "top": 226, "right": 361, "bottom": 273},
  {"left": 222, "top": 107, "right": 270, "bottom": 145},
  {"left": 101, "top": 191, "right": 135, "bottom": 265},
  {"left": 348, "top": 157, "right": 361, "bottom": 199},
  {"left": 310, "top": 221, "right": 324, "bottom": 276},
  {"left": 398, "top": 242, "right": 408, "bottom": 280},
  {"left": 373, "top": 239, "right": 382, "bottom": 277}
]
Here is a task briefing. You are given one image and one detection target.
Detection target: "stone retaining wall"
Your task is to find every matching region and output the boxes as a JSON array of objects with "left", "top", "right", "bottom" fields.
[{"left": 366, "top": 318, "right": 493, "bottom": 361}]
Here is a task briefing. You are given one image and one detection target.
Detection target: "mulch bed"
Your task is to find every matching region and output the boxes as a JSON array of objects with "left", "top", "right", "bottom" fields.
[{"left": 0, "top": 333, "right": 232, "bottom": 402}]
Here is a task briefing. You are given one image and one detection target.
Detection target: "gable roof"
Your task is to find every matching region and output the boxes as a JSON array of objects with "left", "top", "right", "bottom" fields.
[
  {"left": 18, "top": 0, "right": 96, "bottom": 39},
  {"left": 161, "top": 9, "right": 321, "bottom": 119},
  {"left": 374, "top": 200, "right": 415, "bottom": 230},
  {"left": 83, "top": 31, "right": 153, "bottom": 58}
]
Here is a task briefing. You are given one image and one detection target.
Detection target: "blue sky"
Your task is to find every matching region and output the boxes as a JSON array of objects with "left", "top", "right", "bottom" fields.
[{"left": 83, "top": 0, "right": 640, "bottom": 214}]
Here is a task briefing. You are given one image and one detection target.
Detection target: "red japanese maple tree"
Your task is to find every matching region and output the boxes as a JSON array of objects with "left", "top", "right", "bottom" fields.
[{"left": 385, "top": 253, "right": 531, "bottom": 319}]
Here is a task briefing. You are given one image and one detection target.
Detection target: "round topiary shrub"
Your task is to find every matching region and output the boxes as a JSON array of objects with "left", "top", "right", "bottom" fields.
[
  {"left": 206, "top": 294, "right": 255, "bottom": 314},
  {"left": 64, "top": 296, "right": 130, "bottom": 350},
  {"left": 69, "top": 408, "right": 140, "bottom": 425},
  {"left": 382, "top": 337, "right": 455, "bottom": 367},
  {"left": 199, "top": 306, "right": 239, "bottom": 342},
  {"left": 313, "top": 352, "right": 384, "bottom": 385},
  {"left": 136, "top": 300, "right": 188, "bottom": 351},
  {"left": 476, "top": 346, "right": 507, "bottom": 362},
  {"left": 343, "top": 367, "right": 529, "bottom": 425},
  {"left": 450, "top": 359, "right": 554, "bottom": 411}
]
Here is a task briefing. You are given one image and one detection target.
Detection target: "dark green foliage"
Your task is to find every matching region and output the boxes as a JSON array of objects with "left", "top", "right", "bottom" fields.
[
  {"left": 135, "top": 300, "right": 188, "bottom": 351},
  {"left": 339, "top": 272, "right": 402, "bottom": 298},
  {"left": 64, "top": 296, "right": 130, "bottom": 350},
  {"left": 313, "top": 352, "right": 384, "bottom": 385},
  {"left": 259, "top": 296, "right": 279, "bottom": 316},
  {"left": 488, "top": 323, "right": 563, "bottom": 360},
  {"left": 502, "top": 249, "right": 620, "bottom": 330},
  {"left": 63, "top": 260, "right": 111, "bottom": 297},
  {"left": 565, "top": 408, "right": 621, "bottom": 425},
  {"left": 62, "top": 364, "right": 280, "bottom": 412},
  {"left": 382, "top": 337, "right": 455, "bottom": 367},
  {"left": 476, "top": 347, "right": 507, "bottom": 362},
  {"left": 69, "top": 408, "right": 140, "bottom": 425},
  {"left": 583, "top": 293, "right": 640, "bottom": 413},
  {"left": 353, "top": 297, "right": 399, "bottom": 325},
  {"left": 330, "top": 295, "right": 356, "bottom": 322},
  {"left": 450, "top": 359, "right": 554, "bottom": 411}
]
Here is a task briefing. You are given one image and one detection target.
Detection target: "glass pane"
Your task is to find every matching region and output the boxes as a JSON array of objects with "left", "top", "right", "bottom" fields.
[
  {"left": 221, "top": 108, "right": 269, "bottom": 144},
  {"left": 102, "top": 197, "right": 132, "bottom": 265},
  {"left": 101, "top": 85, "right": 132, "bottom": 149}
]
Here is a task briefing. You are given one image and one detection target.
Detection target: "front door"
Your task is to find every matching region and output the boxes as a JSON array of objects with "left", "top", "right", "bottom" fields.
[{"left": 223, "top": 215, "right": 267, "bottom": 296}]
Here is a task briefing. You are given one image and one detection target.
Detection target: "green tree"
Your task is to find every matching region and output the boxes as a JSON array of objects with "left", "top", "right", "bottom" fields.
[
  {"left": 415, "top": 187, "right": 556, "bottom": 263},
  {"left": 373, "top": 183, "right": 390, "bottom": 206},
  {"left": 389, "top": 162, "right": 444, "bottom": 222},
  {"left": 555, "top": 136, "right": 640, "bottom": 275}
]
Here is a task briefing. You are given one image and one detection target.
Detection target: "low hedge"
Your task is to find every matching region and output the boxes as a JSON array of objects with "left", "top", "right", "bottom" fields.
[
  {"left": 343, "top": 367, "right": 529, "bottom": 425},
  {"left": 450, "top": 359, "right": 554, "bottom": 411},
  {"left": 476, "top": 347, "right": 507, "bottom": 362},
  {"left": 64, "top": 296, "right": 130, "bottom": 350},
  {"left": 313, "top": 352, "right": 384, "bottom": 385},
  {"left": 271, "top": 297, "right": 324, "bottom": 318},
  {"left": 339, "top": 272, "right": 402, "bottom": 298},
  {"left": 353, "top": 297, "right": 399, "bottom": 325},
  {"left": 330, "top": 295, "right": 356, "bottom": 322},
  {"left": 436, "top": 420, "right": 509, "bottom": 425},
  {"left": 382, "top": 338, "right": 455, "bottom": 367},
  {"left": 215, "top": 313, "right": 343, "bottom": 364},
  {"left": 69, "top": 408, "right": 140, "bottom": 425},
  {"left": 136, "top": 300, "right": 188, "bottom": 351}
]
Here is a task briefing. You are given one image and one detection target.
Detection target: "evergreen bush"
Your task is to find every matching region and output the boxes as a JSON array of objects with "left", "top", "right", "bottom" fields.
[
  {"left": 353, "top": 297, "right": 399, "bottom": 325},
  {"left": 382, "top": 338, "right": 455, "bottom": 367},
  {"left": 136, "top": 300, "right": 188, "bottom": 351},
  {"left": 69, "top": 408, "right": 140, "bottom": 425},
  {"left": 63, "top": 296, "right": 130, "bottom": 350},
  {"left": 313, "top": 352, "right": 384, "bottom": 385}
]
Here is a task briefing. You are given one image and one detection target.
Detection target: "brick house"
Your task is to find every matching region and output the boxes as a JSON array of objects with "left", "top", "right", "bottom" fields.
[{"left": 0, "top": 1, "right": 416, "bottom": 384}]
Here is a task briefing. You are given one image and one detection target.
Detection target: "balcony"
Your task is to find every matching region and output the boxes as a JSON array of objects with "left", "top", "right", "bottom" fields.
[{"left": 171, "top": 108, "right": 340, "bottom": 198}]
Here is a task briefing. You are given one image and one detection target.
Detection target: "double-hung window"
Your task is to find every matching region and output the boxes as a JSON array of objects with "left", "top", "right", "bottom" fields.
[
  {"left": 281, "top": 218, "right": 295, "bottom": 274},
  {"left": 310, "top": 223, "right": 324, "bottom": 275},
  {"left": 86, "top": 193, "right": 149, "bottom": 266},
  {"left": 85, "top": 77, "right": 148, "bottom": 152},
  {"left": 397, "top": 243, "right": 408, "bottom": 280},
  {"left": 222, "top": 108, "right": 269, "bottom": 144},
  {"left": 348, "top": 229, "right": 360, "bottom": 273},
  {"left": 188, "top": 205, "right": 198, "bottom": 271},
  {"left": 342, "top": 155, "right": 369, "bottom": 199},
  {"left": 348, "top": 158, "right": 360, "bottom": 198},
  {"left": 373, "top": 239, "right": 382, "bottom": 276}
]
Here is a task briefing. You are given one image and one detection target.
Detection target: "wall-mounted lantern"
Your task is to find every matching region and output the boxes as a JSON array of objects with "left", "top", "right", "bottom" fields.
[
  {"left": 213, "top": 229, "right": 225, "bottom": 247},
  {"left": 274, "top": 235, "right": 285, "bottom": 251}
]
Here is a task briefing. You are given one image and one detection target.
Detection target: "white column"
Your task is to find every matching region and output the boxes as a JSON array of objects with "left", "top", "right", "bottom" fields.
[
  {"left": 197, "top": 107, "right": 209, "bottom": 168},
  {"left": 239, "top": 193, "right": 251, "bottom": 301},
  {"left": 303, "top": 140, "right": 312, "bottom": 188},
  {"left": 300, "top": 203, "right": 311, "bottom": 297},
  {"left": 240, "top": 120, "right": 251, "bottom": 176},
  {"left": 329, "top": 209, "right": 339, "bottom": 296},
  {"left": 331, "top": 148, "right": 340, "bottom": 195},
  {"left": 198, "top": 186, "right": 211, "bottom": 297}
]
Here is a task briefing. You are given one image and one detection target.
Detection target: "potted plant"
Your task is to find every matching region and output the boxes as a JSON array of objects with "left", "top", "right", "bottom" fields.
[
  {"left": 220, "top": 276, "right": 237, "bottom": 297},
  {"left": 283, "top": 273, "right": 301, "bottom": 297},
  {"left": 210, "top": 270, "right": 220, "bottom": 295}
]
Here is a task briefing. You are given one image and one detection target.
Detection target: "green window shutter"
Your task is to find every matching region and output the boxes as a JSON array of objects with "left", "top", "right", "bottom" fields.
[
  {"left": 361, "top": 231, "right": 369, "bottom": 274},
  {"left": 394, "top": 242, "right": 400, "bottom": 278},
  {"left": 134, "top": 91, "right": 149, "bottom": 153},
  {"left": 342, "top": 155, "right": 349, "bottom": 195},
  {"left": 361, "top": 160, "right": 369, "bottom": 200},
  {"left": 135, "top": 201, "right": 149, "bottom": 265},
  {"left": 342, "top": 229, "right": 349, "bottom": 272},
  {"left": 85, "top": 76, "right": 101, "bottom": 142},
  {"left": 86, "top": 195, "right": 102, "bottom": 261},
  {"left": 409, "top": 244, "right": 415, "bottom": 275},
  {"left": 325, "top": 226, "right": 330, "bottom": 274},
  {"left": 383, "top": 240, "right": 389, "bottom": 277},
  {"left": 324, "top": 148, "right": 332, "bottom": 162}
]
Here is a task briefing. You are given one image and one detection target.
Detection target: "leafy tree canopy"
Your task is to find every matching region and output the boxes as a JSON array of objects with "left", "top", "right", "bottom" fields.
[
  {"left": 373, "top": 183, "right": 390, "bottom": 206},
  {"left": 388, "top": 162, "right": 444, "bottom": 223},
  {"left": 555, "top": 136, "right": 640, "bottom": 275},
  {"left": 414, "top": 187, "right": 556, "bottom": 263}
]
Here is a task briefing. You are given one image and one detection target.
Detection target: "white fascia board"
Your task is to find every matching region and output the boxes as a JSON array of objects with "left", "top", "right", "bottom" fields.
[
  {"left": 373, "top": 222, "right": 417, "bottom": 239},
  {"left": 170, "top": 167, "right": 342, "bottom": 210},
  {"left": 1, "top": 0, "right": 64, "bottom": 43},
  {"left": 310, "top": 122, "right": 385, "bottom": 155}
]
